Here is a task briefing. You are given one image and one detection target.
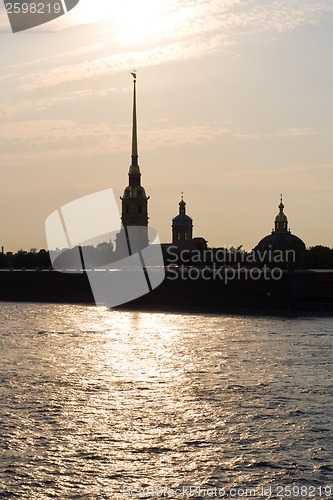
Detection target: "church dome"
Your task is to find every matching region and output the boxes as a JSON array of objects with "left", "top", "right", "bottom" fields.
[
  {"left": 172, "top": 196, "right": 193, "bottom": 226},
  {"left": 254, "top": 196, "right": 306, "bottom": 260},
  {"left": 255, "top": 232, "right": 306, "bottom": 255},
  {"left": 173, "top": 212, "right": 193, "bottom": 226}
]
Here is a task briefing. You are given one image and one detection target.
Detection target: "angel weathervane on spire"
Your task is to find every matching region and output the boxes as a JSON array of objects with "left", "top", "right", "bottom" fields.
[{"left": 131, "top": 70, "right": 137, "bottom": 82}]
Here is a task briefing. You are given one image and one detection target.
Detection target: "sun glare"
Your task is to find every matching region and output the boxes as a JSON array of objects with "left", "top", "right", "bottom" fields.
[
  {"left": 75, "top": 0, "right": 174, "bottom": 46},
  {"left": 112, "top": 0, "right": 167, "bottom": 45}
]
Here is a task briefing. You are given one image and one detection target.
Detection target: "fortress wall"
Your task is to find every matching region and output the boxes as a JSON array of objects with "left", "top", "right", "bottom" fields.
[{"left": 0, "top": 269, "right": 332, "bottom": 314}]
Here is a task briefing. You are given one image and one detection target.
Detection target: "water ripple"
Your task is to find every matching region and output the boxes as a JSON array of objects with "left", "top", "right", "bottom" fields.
[{"left": 0, "top": 304, "right": 332, "bottom": 499}]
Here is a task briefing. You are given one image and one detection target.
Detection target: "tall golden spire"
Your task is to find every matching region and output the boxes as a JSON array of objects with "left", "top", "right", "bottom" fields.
[
  {"left": 130, "top": 70, "right": 138, "bottom": 167},
  {"left": 118, "top": 70, "right": 149, "bottom": 249},
  {"left": 126, "top": 70, "right": 145, "bottom": 190}
]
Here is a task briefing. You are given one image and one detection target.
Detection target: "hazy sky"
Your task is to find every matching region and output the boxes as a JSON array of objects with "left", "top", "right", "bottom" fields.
[{"left": 0, "top": 0, "right": 332, "bottom": 251}]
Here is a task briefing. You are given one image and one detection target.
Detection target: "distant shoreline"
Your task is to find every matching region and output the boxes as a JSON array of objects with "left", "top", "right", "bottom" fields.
[{"left": 0, "top": 269, "right": 333, "bottom": 316}]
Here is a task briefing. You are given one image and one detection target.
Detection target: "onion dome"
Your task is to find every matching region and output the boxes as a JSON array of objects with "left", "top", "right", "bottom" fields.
[{"left": 172, "top": 196, "right": 193, "bottom": 226}]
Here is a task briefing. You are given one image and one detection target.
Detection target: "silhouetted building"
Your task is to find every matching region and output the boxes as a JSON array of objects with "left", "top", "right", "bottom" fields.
[
  {"left": 116, "top": 73, "right": 149, "bottom": 253},
  {"left": 167, "top": 195, "right": 207, "bottom": 252},
  {"left": 255, "top": 196, "right": 306, "bottom": 262},
  {"left": 172, "top": 195, "right": 193, "bottom": 248}
]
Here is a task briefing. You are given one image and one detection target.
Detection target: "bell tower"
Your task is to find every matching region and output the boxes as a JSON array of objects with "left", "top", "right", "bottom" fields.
[{"left": 172, "top": 194, "right": 193, "bottom": 248}]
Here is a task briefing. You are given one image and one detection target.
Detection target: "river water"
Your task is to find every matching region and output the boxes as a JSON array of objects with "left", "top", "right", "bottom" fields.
[{"left": 0, "top": 303, "right": 332, "bottom": 499}]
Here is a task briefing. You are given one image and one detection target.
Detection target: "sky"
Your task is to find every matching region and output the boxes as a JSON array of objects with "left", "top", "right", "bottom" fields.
[{"left": 0, "top": 0, "right": 332, "bottom": 252}]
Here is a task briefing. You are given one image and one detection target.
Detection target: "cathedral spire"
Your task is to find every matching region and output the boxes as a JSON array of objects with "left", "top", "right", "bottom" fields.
[
  {"left": 127, "top": 71, "right": 141, "bottom": 186},
  {"left": 131, "top": 70, "right": 138, "bottom": 167},
  {"left": 119, "top": 71, "right": 149, "bottom": 245}
]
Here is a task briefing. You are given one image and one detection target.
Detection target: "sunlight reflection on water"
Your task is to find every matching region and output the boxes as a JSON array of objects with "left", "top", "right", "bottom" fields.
[{"left": 0, "top": 303, "right": 333, "bottom": 499}]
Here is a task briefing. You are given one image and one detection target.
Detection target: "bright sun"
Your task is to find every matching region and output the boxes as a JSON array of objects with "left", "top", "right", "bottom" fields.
[{"left": 74, "top": 0, "right": 173, "bottom": 46}]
